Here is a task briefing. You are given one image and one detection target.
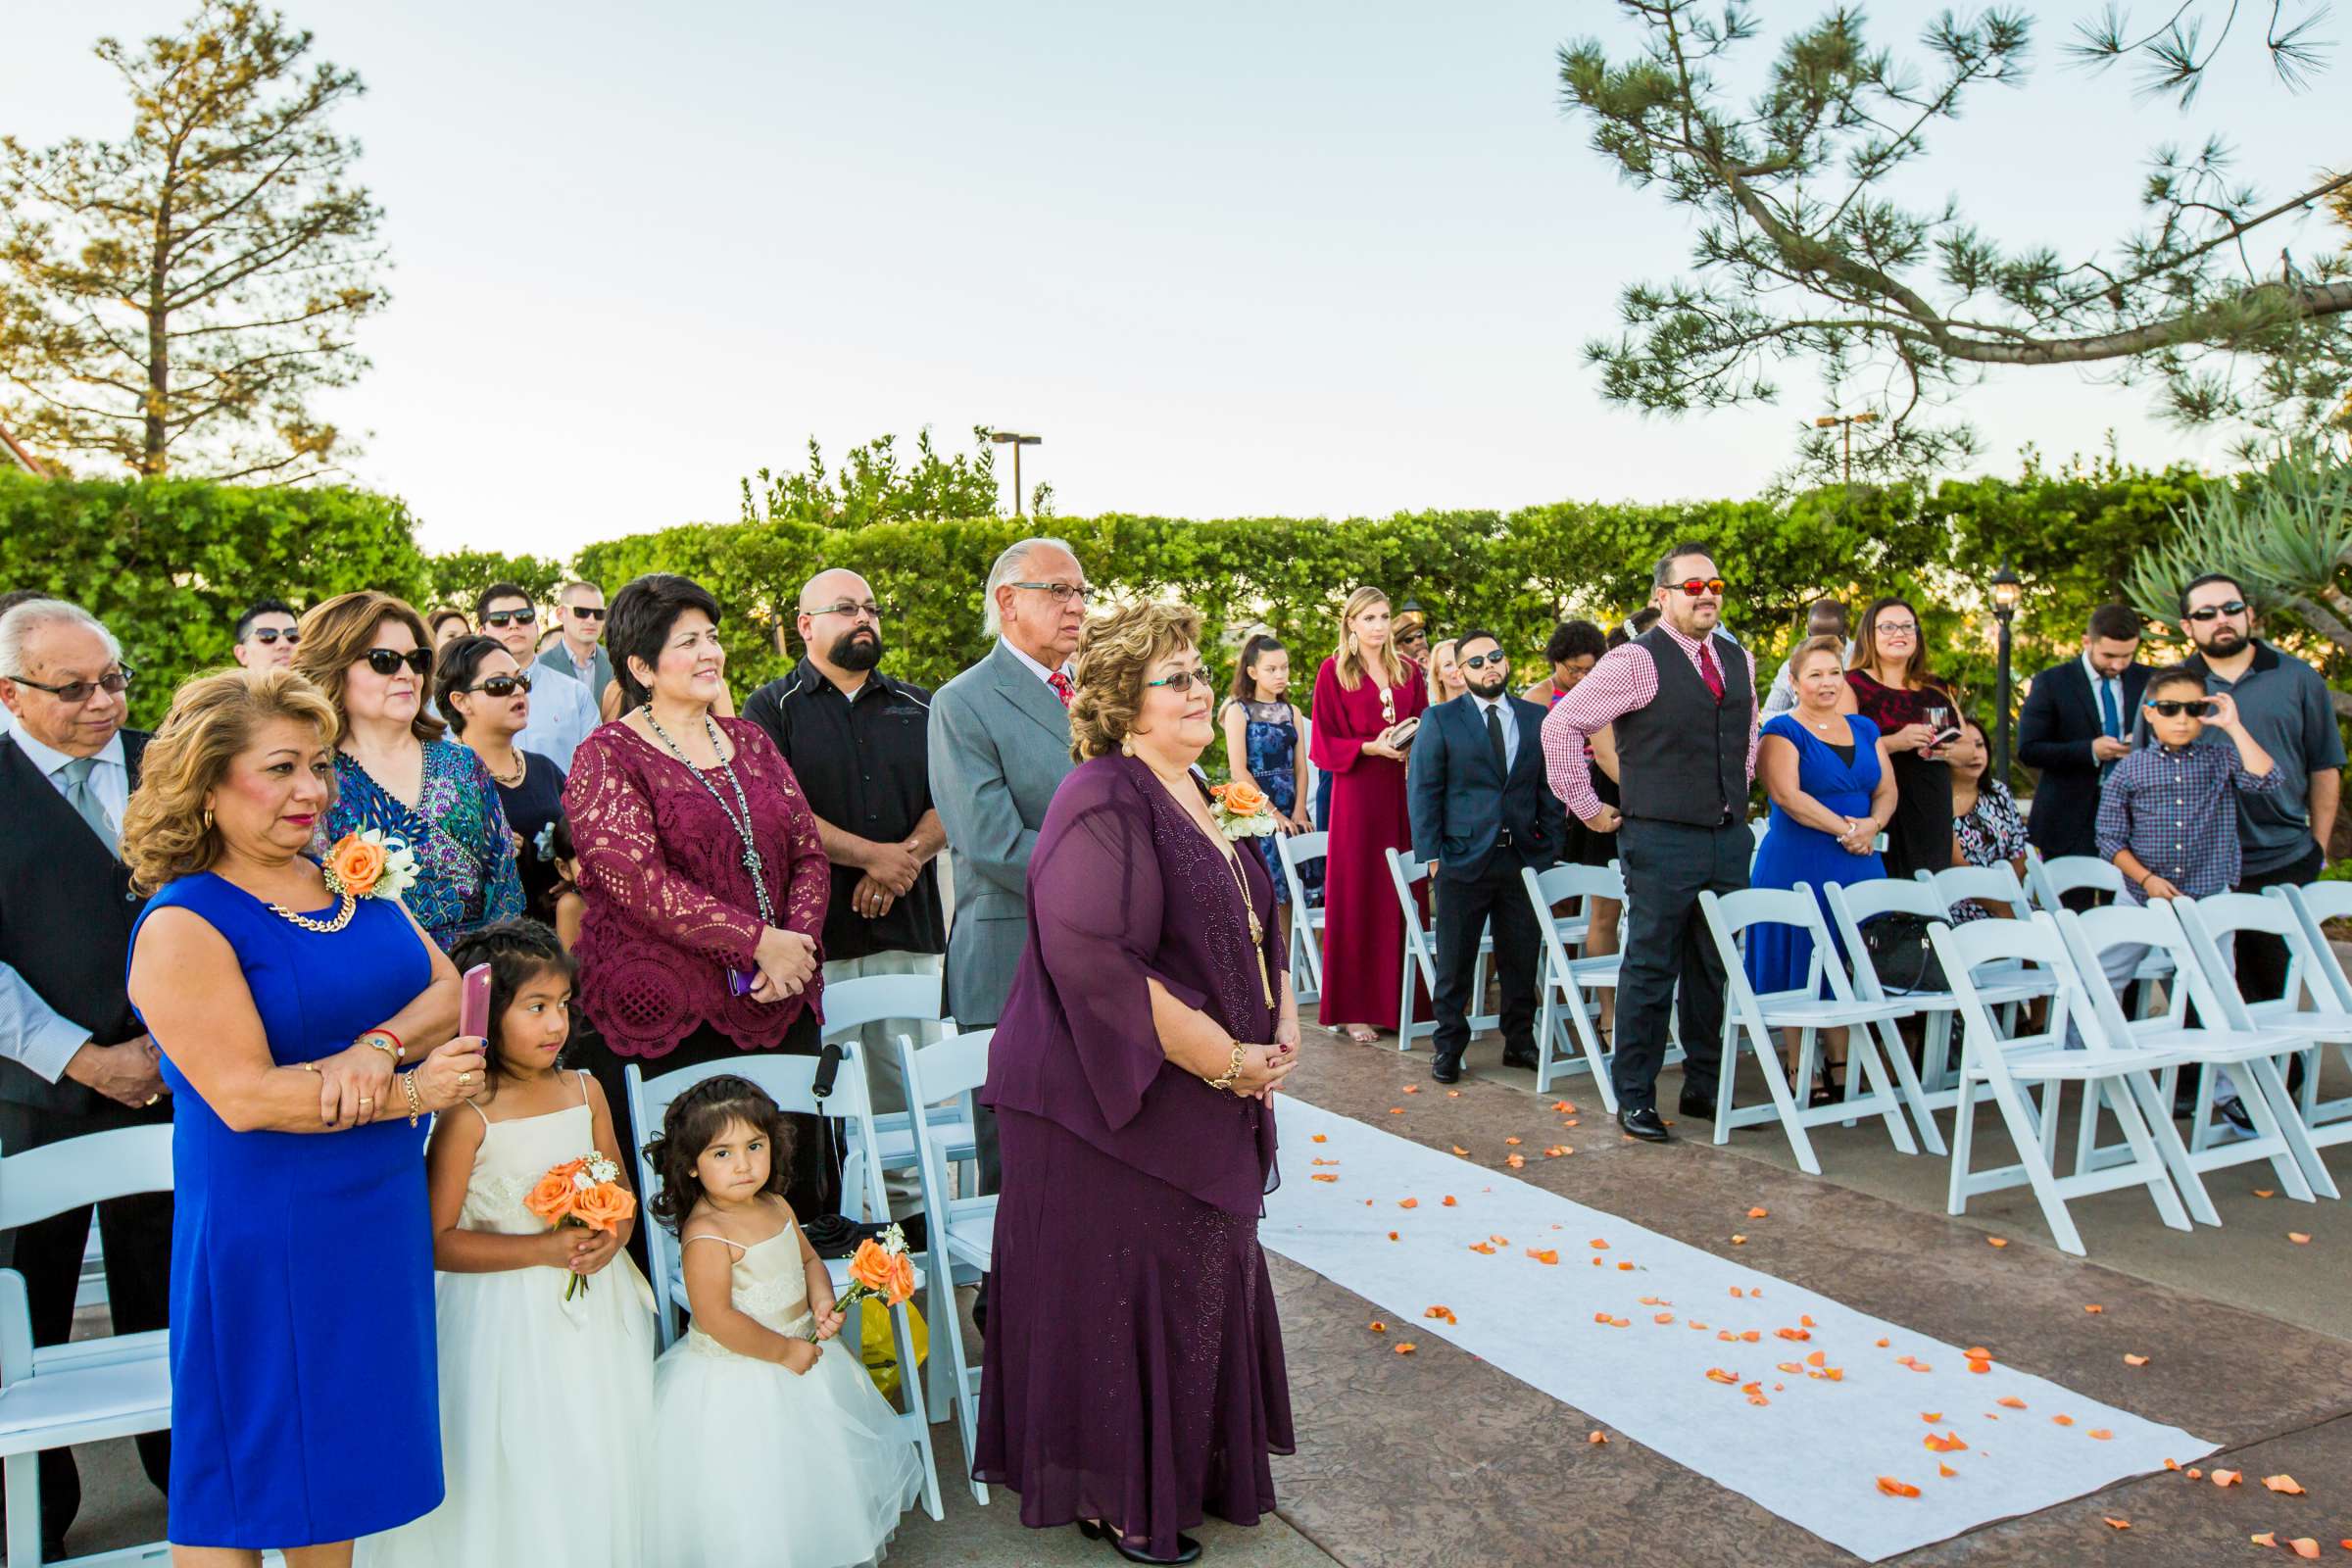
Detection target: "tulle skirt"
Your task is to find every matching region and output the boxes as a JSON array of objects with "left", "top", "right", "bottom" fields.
[
  {"left": 358, "top": 1255, "right": 658, "bottom": 1568},
  {"left": 648, "top": 1322, "right": 923, "bottom": 1567}
]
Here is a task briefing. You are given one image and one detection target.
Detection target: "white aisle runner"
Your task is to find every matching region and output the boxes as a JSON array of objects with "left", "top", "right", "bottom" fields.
[{"left": 1261, "top": 1097, "right": 2211, "bottom": 1562}]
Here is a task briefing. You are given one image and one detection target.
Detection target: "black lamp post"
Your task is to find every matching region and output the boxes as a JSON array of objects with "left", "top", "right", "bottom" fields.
[{"left": 1990, "top": 561, "right": 2023, "bottom": 780}]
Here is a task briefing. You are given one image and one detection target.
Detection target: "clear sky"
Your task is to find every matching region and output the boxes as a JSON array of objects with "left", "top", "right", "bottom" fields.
[{"left": 4, "top": 1, "right": 2342, "bottom": 562}]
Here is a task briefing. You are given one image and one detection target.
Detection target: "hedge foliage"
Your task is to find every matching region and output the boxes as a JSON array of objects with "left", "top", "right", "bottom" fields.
[{"left": 4, "top": 459, "right": 2236, "bottom": 740}]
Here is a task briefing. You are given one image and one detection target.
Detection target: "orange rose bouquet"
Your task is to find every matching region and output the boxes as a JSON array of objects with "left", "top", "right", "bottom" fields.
[
  {"left": 322, "top": 828, "right": 419, "bottom": 903},
  {"left": 523, "top": 1152, "right": 637, "bottom": 1299},
  {"left": 1208, "top": 781, "right": 1278, "bottom": 843},
  {"left": 834, "top": 1222, "right": 917, "bottom": 1317}
]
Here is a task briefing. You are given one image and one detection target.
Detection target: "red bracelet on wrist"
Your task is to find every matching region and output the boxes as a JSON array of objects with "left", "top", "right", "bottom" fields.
[{"left": 360, "top": 1027, "right": 405, "bottom": 1062}]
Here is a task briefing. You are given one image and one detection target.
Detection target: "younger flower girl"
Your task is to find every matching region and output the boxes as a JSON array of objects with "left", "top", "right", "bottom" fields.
[
  {"left": 361, "top": 920, "right": 655, "bottom": 1568},
  {"left": 646, "top": 1074, "right": 923, "bottom": 1567}
]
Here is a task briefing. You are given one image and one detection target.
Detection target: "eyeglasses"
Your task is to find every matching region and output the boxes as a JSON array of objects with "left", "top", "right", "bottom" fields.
[
  {"left": 463, "top": 673, "right": 534, "bottom": 698},
  {"left": 1009, "top": 581, "right": 1093, "bottom": 604},
  {"left": 247, "top": 628, "right": 300, "bottom": 646},
  {"left": 1461, "top": 652, "right": 1508, "bottom": 669},
  {"left": 1145, "top": 669, "right": 1210, "bottom": 693},
  {"left": 1670, "top": 578, "right": 1729, "bottom": 598},
  {"left": 481, "top": 608, "right": 537, "bottom": 628},
  {"left": 808, "top": 600, "right": 887, "bottom": 621},
  {"left": 1875, "top": 620, "right": 1919, "bottom": 636},
  {"left": 6, "top": 666, "right": 132, "bottom": 704},
  {"left": 2144, "top": 699, "right": 2214, "bottom": 717},
  {"left": 566, "top": 606, "right": 605, "bottom": 622},
  {"left": 363, "top": 648, "right": 433, "bottom": 677},
  {"left": 2184, "top": 600, "right": 2247, "bottom": 622}
]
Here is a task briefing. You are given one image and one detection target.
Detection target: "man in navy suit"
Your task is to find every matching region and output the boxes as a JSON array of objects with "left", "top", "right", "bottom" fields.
[
  {"left": 2018, "top": 604, "right": 2149, "bottom": 869},
  {"left": 1407, "top": 629, "right": 1567, "bottom": 1082}
]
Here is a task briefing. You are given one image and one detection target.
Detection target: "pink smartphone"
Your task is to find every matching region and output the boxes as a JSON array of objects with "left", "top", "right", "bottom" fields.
[{"left": 459, "top": 963, "right": 493, "bottom": 1040}]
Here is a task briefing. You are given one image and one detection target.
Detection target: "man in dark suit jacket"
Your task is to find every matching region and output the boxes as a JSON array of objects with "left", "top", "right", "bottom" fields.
[
  {"left": 1406, "top": 629, "right": 1567, "bottom": 1082},
  {"left": 0, "top": 598, "right": 172, "bottom": 1547},
  {"left": 2018, "top": 603, "right": 2149, "bottom": 862}
]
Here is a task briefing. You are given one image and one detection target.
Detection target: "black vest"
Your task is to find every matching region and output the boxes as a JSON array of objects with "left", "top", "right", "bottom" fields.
[
  {"left": 0, "top": 731, "right": 151, "bottom": 1114},
  {"left": 1612, "top": 628, "right": 1752, "bottom": 826}
]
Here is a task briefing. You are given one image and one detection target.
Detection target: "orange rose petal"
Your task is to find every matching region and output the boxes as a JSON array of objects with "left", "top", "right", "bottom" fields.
[
  {"left": 1806, "top": 1350, "right": 1827, "bottom": 1367},
  {"left": 1442, "top": 1196, "right": 1458, "bottom": 1206},
  {"left": 1800, "top": 1314, "right": 1817, "bottom": 1328},
  {"left": 1529, "top": 1250, "right": 1560, "bottom": 1265},
  {"left": 2186, "top": 1467, "right": 2202, "bottom": 1479},
  {"left": 1504, "top": 1136, "right": 1522, "bottom": 1146},
  {"left": 1618, "top": 1260, "right": 1635, "bottom": 1271},
  {"left": 1921, "top": 1411, "right": 1943, "bottom": 1422},
  {"left": 1778, "top": 1361, "right": 1804, "bottom": 1373},
  {"left": 1965, "top": 1347, "right": 1991, "bottom": 1359},
  {"left": 1368, "top": 1321, "right": 1387, "bottom": 1333},
  {"left": 1730, "top": 1286, "right": 1745, "bottom": 1298},
  {"left": 2101, "top": 1517, "right": 2129, "bottom": 1530},
  {"left": 1718, "top": 1330, "right": 1739, "bottom": 1342},
  {"left": 2124, "top": 1353, "right": 2149, "bottom": 1367},
  {"left": 2087, "top": 1429, "right": 2113, "bottom": 1441},
  {"left": 1731, "top": 1234, "right": 1748, "bottom": 1245},
  {"left": 1467, "top": 1242, "right": 1496, "bottom": 1254},
  {"left": 2082, "top": 1303, "right": 2104, "bottom": 1313},
  {"left": 1689, "top": 1320, "right": 1708, "bottom": 1330},
  {"left": 1387, "top": 1231, "right": 1399, "bottom": 1241},
  {"left": 1996, "top": 1396, "right": 2028, "bottom": 1409},
  {"left": 1588, "top": 1431, "right": 1607, "bottom": 1446},
  {"left": 1553, "top": 1100, "right": 1575, "bottom": 1111},
  {"left": 1310, "top": 1134, "right": 1327, "bottom": 1143},
  {"left": 2252, "top": 1534, "right": 2278, "bottom": 1547},
  {"left": 2052, "top": 1415, "right": 2075, "bottom": 1427},
  {"left": 1986, "top": 1237, "right": 2008, "bottom": 1248},
  {"left": 2253, "top": 1188, "right": 2275, "bottom": 1198},
  {"left": 1491, "top": 1234, "right": 1510, "bottom": 1247},
  {"left": 1395, "top": 1343, "right": 1416, "bottom": 1354},
  {"left": 1506, "top": 1154, "right": 1527, "bottom": 1168},
  {"left": 1940, "top": 1463, "right": 1960, "bottom": 1478},
  {"left": 1451, "top": 1146, "right": 1469, "bottom": 1156},
  {"left": 1655, "top": 1312, "right": 1677, "bottom": 1324},
  {"left": 1876, "top": 1337, "right": 1891, "bottom": 1348},
  {"left": 2289, "top": 1231, "right": 2312, "bottom": 1244},
  {"left": 1747, "top": 1206, "right": 1770, "bottom": 1218},
  {"left": 1310, "top": 1173, "right": 1339, "bottom": 1183},
  {"left": 2163, "top": 1458, "right": 2180, "bottom": 1472},
  {"left": 2263, "top": 1474, "right": 2306, "bottom": 1494},
  {"left": 1389, "top": 1107, "right": 1405, "bottom": 1115},
  {"left": 2287, "top": 1542, "right": 2320, "bottom": 1561},
  {"left": 1398, "top": 1198, "right": 1418, "bottom": 1208},
  {"left": 1704, "top": 1368, "right": 1738, "bottom": 1384},
  {"left": 1423, "top": 1305, "right": 1456, "bottom": 1322},
  {"left": 1446, "top": 1090, "right": 1462, "bottom": 1098},
  {"left": 1590, "top": 1239, "right": 1609, "bottom": 1250},
  {"left": 1875, "top": 1477, "right": 1921, "bottom": 1498},
  {"left": 2212, "top": 1469, "right": 2241, "bottom": 1487}
]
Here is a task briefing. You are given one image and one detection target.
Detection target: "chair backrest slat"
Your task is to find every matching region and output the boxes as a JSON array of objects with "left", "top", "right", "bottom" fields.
[
  {"left": 819, "top": 974, "right": 949, "bottom": 1041},
  {"left": 1931, "top": 911, "right": 2078, "bottom": 1052},
  {"left": 0, "top": 1124, "right": 173, "bottom": 1232}
]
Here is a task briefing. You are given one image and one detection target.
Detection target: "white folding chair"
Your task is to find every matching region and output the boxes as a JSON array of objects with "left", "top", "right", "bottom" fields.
[
  {"left": 820, "top": 974, "right": 964, "bottom": 1224},
  {"left": 1276, "top": 831, "right": 1330, "bottom": 1004},
  {"left": 2056, "top": 900, "right": 2321, "bottom": 1214},
  {"left": 1522, "top": 862, "right": 1625, "bottom": 1105},
  {"left": 898, "top": 1027, "right": 997, "bottom": 1506},
  {"left": 2275, "top": 882, "right": 2352, "bottom": 1136},
  {"left": 1385, "top": 848, "right": 1494, "bottom": 1050},
  {"left": 0, "top": 1125, "right": 175, "bottom": 1567},
  {"left": 1695, "top": 885, "right": 1921, "bottom": 1175},
  {"left": 2169, "top": 895, "right": 2342, "bottom": 1199},
  {"left": 2024, "top": 848, "right": 2176, "bottom": 996},
  {"left": 626, "top": 1054, "right": 945, "bottom": 1522},
  {"left": 1918, "top": 861, "right": 2033, "bottom": 921}
]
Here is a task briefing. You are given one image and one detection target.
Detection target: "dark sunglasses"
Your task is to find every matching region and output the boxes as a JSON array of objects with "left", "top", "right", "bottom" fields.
[
  {"left": 1144, "top": 669, "right": 1211, "bottom": 693},
  {"left": 364, "top": 648, "right": 433, "bottom": 677},
  {"left": 248, "top": 628, "right": 300, "bottom": 646},
  {"left": 1461, "top": 652, "right": 1508, "bottom": 669},
  {"left": 2183, "top": 600, "right": 2247, "bottom": 622},
  {"left": 7, "top": 666, "right": 133, "bottom": 704},
  {"left": 566, "top": 606, "right": 605, "bottom": 621},
  {"left": 463, "top": 673, "right": 533, "bottom": 698},
  {"left": 482, "top": 608, "right": 537, "bottom": 628},
  {"left": 1671, "top": 577, "right": 1729, "bottom": 598},
  {"left": 2144, "top": 698, "right": 2214, "bottom": 717}
]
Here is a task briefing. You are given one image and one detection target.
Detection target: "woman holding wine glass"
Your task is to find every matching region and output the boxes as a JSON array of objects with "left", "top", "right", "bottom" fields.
[{"left": 1838, "top": 595, "right": 1960, "bottom": 880}]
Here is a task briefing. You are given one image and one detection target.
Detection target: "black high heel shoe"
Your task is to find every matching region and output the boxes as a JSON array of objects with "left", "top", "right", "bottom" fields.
[{"left": 1077, "top": 1519, "right": 1203, "bottom": 1564}]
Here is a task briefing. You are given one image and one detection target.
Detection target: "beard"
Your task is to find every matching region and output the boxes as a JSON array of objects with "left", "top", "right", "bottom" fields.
[
  {"left": 1467, "top": 671, "right": 1509, "bottom": 699},
  {"left": 829, "top": 628, "right": 883, "bottom": 671},
  {"left": 2195, "top": 623, "right": 2248, "bottom": 658}
]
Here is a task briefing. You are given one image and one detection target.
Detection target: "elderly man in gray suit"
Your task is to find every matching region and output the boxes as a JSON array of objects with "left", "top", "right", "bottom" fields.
[{"left": 928, "top": 535, "right": 1089, "bottom": 1204}]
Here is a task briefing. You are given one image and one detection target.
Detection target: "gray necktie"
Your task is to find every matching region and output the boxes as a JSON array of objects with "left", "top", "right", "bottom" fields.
[{"left": 58, "top": 756, "right": 119, "bottom": 857}]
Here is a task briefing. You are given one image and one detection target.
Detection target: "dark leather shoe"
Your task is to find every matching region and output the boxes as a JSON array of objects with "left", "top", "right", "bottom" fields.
[
  {"left": 1431, "top": 1054, "right": 1463, "bottom": 1084},
  {"left": 1619, "top": 1106, "right": 1671, "bottom": 1143},
  {"left": 1500, "top": 1044, "right": 1541, "bottom": 1070},
  {"left": 1677, "top": 1088, "right": 1717, "bottom": 1121},
  {"left": 1079, "top": 1520, "right": 1202, "bottom": 1564},
  {"left": 2219, "top": 1097, "right": 2255, "bottom": 1136}
]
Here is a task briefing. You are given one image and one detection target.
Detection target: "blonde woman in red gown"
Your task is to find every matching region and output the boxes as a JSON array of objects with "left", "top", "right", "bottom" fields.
[{"left": 1309, "top": 587, "right": 1428, "bottom": 1042}]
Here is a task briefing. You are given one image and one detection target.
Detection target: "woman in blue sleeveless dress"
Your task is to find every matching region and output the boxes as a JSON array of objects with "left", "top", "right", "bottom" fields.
[
  {"left": 1746, "top": 638, "right": 1895, "bottom": 1094},
  {"left": 122, "top": 668, "right": 489, "bottom": 1556}
]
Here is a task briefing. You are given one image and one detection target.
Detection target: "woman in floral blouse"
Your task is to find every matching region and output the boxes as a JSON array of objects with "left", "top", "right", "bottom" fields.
[
  {"left": 1944, "top": 713, "right": 2028, "bottom": 923},
  {"left": 296, "top": 591, "right": 524, "bottom": 952}
]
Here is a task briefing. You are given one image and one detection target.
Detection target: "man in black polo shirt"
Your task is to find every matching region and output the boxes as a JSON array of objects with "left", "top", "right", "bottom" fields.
[{"left": 743, "top": 568, "right": 946, "bottom": 1186}]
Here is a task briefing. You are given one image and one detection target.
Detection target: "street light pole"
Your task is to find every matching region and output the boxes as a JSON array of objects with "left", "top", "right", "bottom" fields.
[
  {"left": 1813, "top": 410, "right": 1881, "bottom": 486},
  {"left": 1990, "top": 560, "right": 2023, "bottom": 782},
  {"left": 988, "top": 429, "right": 1043, "bottom": 515}
]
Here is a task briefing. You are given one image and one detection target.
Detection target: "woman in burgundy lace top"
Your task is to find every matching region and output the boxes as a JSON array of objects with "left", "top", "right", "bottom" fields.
[
  {"left": 562, "top": 574, "right": 832, "bottom": 1219},
  {"left": 1838, "top": 594, "right": 1960, "bottom": 880}
]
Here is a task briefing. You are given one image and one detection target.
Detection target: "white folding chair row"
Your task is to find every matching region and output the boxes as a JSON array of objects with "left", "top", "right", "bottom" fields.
[
  {"left": 1696, "top": 884, "right": 1922, "bottom": 1175},
  {"left": 1276, "top": 831, "right": 1329, "bottom": 1004},
  {"left": 2060, "top": 898, "right": 2334, "bottom": 1206},
  {"left": 0, "top": 1124, "right": 176, "bottom": 1568},
  {"left": 625, "top": 1051, "right": 944, "bottom": 1522},
  {"left": 897, "top": 1027, "right": 997, "bottom": 1506},
  {"left": 2275, "top": 881, "right": 2352, "bottom": 1139},
  {"left": 2023, "top": 846, "right": 2176, "bottom": 994},
  {"left": 1386, "top": 848, "right": 1494, "bottom": 1050},
  {"left": 820, "top": 974, "right": 971, "bottom": 1224},
  {"left": 1523, "top": 862, "right": 1625, "bottom": 1105}
]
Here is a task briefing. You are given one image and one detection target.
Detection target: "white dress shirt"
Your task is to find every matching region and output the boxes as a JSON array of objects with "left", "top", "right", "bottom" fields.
[
  {"left": 11, "top": 726, "right": 128, "bottom": 831},
  {"left": 514, "top": 662, "right": 601, "bottom": 770},
  {"left": 2081, "top": 652, "right": 2127, "bottom": 737},
  {"left": 1470, "top": 691, "right": 1519, "bottom": 772},
  {"left": 1001, "top": 638, "right": 1074, "bottom": 687}
]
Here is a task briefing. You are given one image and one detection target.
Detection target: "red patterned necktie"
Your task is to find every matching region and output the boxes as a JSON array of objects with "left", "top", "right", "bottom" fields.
[
  {"left": 1696, "top": 640, "right": 1725, "bottom": 704},
  {"left": 1048, "top": 670, "right": 1074, "bottom": 709}
]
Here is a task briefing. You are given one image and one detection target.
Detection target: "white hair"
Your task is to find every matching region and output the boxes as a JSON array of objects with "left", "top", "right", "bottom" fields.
[
  {"left": 982, "top": 535, "right": 1077, "bottom": 639},
  {"left": 0, "top": 599, "right": 121, "bottom": 680}
]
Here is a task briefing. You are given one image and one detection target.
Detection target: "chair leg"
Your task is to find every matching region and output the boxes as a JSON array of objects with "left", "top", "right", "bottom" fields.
[
  {"left": 2228, "top": 1057, "right": 2321, "bottom": 1201},
  {"left": 946, "top": 1271, "right": 987, "bottom": 1506},
  {"left": 2124, "top": 1070, "right": 2222, "bottom": 1225},
  {"left": 1984, "top": 1072, "right": 2087, "bottom": 1256},
  {"left": 4, "top": 1450, "right": 38, "bottom": 1568},
  {"left": 1572, "top": 990, "right": 1619, "bottom": 1114},
  {"left": 893, "top": 1297, "right": 946, "bottom": 1522},
  {"left": 2246, "top": 1054, "right": 2338, "bottom": 1200},
  {"left": 1842, "top": 1026, "right": 1919, "bottom": 1154},
  {"left": 1874, "top": 1016, "right": 1946, "bottom": 1154},
  {"left": 1946, "top": 1074, "right": 1980, "bottom": 1218},
  {"left": 2098, "top": 1072, "right": 2195, "bottom": 1233},
  {"left": 1738, "top": 1016, "right": 1821, "bottom": 1175}
]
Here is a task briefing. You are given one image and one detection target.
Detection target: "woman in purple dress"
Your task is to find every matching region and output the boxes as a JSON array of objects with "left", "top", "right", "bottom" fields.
[
  {"left": 561, "top": 574, "right": 833, "bottom": 1224},
  {"left": 978, "top": 600, "right": 1298, "bottom": 1565},
  {"left": 1308, "top": 587, "right": 1427, "bottom": 1041}
]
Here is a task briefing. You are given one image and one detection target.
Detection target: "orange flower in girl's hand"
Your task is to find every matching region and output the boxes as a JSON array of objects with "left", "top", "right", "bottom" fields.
[
  {"left": 524, "top": 1165, "right": 583, "bottom": 1223},
  {"left": 325, "top": 833, "right": 388, "bottom": 898},
  {"left": 884, "top": 1250, "right": 918, "bottom": 1307},
  {"left": 847, "top": 1238, "right": 896, "bottom": 1297},
  {"left": 570, "top": 1181, "right": 636, "bottom": 1234}
]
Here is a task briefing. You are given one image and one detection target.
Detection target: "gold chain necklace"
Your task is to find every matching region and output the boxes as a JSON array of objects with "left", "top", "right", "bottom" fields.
[
  {"left": 266, "top": 890, "right": 359, "bottom": 933},
  {"left": 1221, "top": 846, "right": 1276, "bottom": 1010}
]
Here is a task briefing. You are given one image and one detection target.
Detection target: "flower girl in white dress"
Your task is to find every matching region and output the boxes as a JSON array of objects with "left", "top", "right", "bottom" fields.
[
  {"left": 645, "top": 1074, "right": 923, "bottom": 1568},
  {"left": 361, "top": 921, "right": 656, "bottom": 1568}
]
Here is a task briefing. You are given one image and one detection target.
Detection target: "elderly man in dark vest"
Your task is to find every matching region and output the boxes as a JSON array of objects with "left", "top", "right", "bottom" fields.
[{"left": 1540, "top": 543, "right": 1759, "bottom": 1143}]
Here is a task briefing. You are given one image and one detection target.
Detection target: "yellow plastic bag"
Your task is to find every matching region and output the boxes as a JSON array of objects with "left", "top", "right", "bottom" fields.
[{"left": 858, "top": 1297, "right": 928, "bottom": 1401}]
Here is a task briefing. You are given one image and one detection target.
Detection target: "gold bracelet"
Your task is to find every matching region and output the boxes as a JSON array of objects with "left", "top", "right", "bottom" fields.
[
  {"left": 401, "top": 1069, "right": 423, "bottom": 1127},
  {"left": 1204, "top": 1040, "right": 1249, "bottom": 1092},
  {"left": 298, "top": 1061, "right": 321, "bottom": 1076},
  {"left": 359, "top": 1033, "right": 402, "bottom": 1065}
]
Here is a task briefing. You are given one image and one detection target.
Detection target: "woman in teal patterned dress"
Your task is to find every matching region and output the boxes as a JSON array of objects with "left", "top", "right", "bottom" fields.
[{"left": 296, "top": 590, "right": 525, "bottom": 951}]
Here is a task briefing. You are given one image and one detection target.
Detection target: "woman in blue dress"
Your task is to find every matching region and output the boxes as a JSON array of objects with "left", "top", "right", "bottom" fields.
[
  {"left": 122, "top": 667, "right": 490, "bottom": 1560},
  {"left": 1220, "top": 633, "right": 1322, "bottom": 917},
  {"left": 1747, "top": 637, "right": 1895, "bottom": 1101}
]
